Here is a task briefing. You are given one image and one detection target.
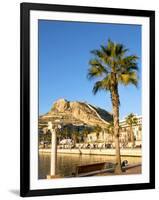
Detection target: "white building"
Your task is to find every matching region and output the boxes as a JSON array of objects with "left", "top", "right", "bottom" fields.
[
  {"left": 87, "top": 115, "right": 142, "bottom": 146},
  {"left": 119, "top": 115, "right": 142, "bottom": 142}
]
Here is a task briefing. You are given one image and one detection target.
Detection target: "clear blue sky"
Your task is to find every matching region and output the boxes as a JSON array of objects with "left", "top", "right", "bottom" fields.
[{"left": 38, "top": 20, "right": 141, "bottom": 120}]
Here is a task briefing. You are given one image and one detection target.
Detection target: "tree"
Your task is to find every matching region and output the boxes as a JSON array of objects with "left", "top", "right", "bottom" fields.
[
  {"left": 126, "top": 113, "right": 138, "bottom": 147},
  {"left": 107, "top": 121, "right": 122, "bottom": 143},
  {"left": 82, "top": 129, "right": 89, "bottom": 143},
  {"left": 107, "top": 121, "right": 114, "bottom": 143},
  {"left": 88, "top": 39, "right": 138, "bottom": 173},
  {"left": 94, "top": 125, "right": 102, "bottom": 142},
  {"left": 71, "top": 130, "right": 78, "bottom": 145}
]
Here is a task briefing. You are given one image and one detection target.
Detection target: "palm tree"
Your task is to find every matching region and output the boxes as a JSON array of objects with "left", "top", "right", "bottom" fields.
[
  {"left": 88, "top": 39, "right": 138, "bottom": 173},
  {"left": 94, "top": 125, "right": 102, "bottom": 142},
  {"left": 82, "top": 129, "right": 89, "bottom": 143},
  {"left": 107, "top": 121, "right": 122, "bottom": 143},
  {"left": 71, "top": 130, "right": 78, "bottom": 145},
  {"left": 126, "top": 113, "right": 138, "bottom": 147},
  {"left": 107, "top": 121, "right": 114, "bottom": 143}
]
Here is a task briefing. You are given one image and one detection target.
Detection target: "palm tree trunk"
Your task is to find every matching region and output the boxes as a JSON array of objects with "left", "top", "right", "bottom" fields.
[
  {"left": 73, "top": 134, "right": 77, "bottom": 146},
  {"left": 130, "top": 126, "right": 135, "bottom": 147},
  {"left": 111, "top": 86, "right": 122, "bottom": 174},
  {"left": 84, "top": 134, "right": 87, "bottom": 143}
]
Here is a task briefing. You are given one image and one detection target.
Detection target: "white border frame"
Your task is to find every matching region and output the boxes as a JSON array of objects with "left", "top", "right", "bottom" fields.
[{"left": 30, "top": 10, "right": 150, "bottom": 190}]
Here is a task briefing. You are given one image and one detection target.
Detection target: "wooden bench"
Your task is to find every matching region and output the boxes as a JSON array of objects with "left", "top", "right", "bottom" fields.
[
  {"left": 72, "top": 162, "right": 141, "bottom": 177},
  {"left": 74, "top": 162, "right": 114, "bottom": 177}
]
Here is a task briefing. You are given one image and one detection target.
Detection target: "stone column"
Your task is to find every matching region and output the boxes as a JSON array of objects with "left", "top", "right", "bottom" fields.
[
  {"left": 47, "top": 121, "right": 60, "bottom": 179},
  {"left": 47, "top": 121, "right": 57, "bottom": 179},
  {"left": 50, "top": 127, "right": 57, "bottom": 176}
]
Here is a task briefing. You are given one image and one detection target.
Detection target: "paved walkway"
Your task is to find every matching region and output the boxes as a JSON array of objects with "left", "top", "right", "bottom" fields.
[
  {"left": 39, "top": 148, "right": 142, "bottom": 157},
  {"left": 97, "top": 165, "right": 141, "bottom": 176}
]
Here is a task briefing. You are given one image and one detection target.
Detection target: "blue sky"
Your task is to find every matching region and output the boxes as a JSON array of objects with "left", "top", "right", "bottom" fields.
[{"left": 38, "top": 20, "right": 141, "bottom": 120}]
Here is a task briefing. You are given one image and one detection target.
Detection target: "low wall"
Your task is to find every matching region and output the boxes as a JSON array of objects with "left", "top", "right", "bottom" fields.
[{"left": 39, "top": 148, "right": 141, "bottom": 157}]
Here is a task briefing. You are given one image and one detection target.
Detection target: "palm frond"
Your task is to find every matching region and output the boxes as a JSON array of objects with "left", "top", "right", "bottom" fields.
[
  {"left": 91, "top": 47, "right": 112, "bottom": 67},
  {"left": 126, "top": 113, "right": 138, "bottom": 126},
  {"left": 115, "top": 43, "right": 128, "bottom": 57},
  {"left": 91, "top": 49, "right": 103, "bottom": 58},
  {"left": 87, "top": 59, "right": 108, "bottom": 79},
  {"left": 92, "top": 75, "right": 112, "bottom": 94},
  {"left": 92, "top": 81, "right": 104, "bottom": 94},
  {"left": 88, "top": 39, "right": 139, "bottom": 94},
  {"left": 116, "top": 55, "right": 138, "bottom": 74},
  {"left": 100, "top": 45, "right": 111, "bottom": 57},
  {"left": 118, "top": 71, "right": 138, "bottom": 87}
]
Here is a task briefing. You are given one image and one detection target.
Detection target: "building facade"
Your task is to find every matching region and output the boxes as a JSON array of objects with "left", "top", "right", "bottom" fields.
[
  {"left": 87, "top": 115, "right": 142, "bottom": 146},
  {"left": 119, "top": 115, "right": 142, "bottom": 145}
]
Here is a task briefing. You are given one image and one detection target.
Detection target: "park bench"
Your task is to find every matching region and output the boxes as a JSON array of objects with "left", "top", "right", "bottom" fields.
[
  {"left": 74, "top": 162, "right": 115, "bottom": 177},
  {"left": 72, "top": 161, "right": 141, "bottom": 177}
]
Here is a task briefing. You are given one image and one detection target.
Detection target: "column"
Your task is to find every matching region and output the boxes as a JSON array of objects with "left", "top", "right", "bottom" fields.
[
  {"left": 47, "top": 121, "right": 58, "bottom": 179},
  {"left": 50, "top": 128, "right": 57, "bottom": 176}
]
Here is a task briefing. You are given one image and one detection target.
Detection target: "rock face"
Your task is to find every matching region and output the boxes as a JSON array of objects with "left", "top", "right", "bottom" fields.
[
  {"left": 39, "top": 99, "right": 113, "bottom": 129},
  {"left": 51, "top": 99, "right": 70, "bottom": 112}
]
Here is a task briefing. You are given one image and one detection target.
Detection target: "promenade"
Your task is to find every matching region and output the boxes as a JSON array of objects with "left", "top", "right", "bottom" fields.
[{"left": 39, "top": 148, "right": 141, "bottom": 157}]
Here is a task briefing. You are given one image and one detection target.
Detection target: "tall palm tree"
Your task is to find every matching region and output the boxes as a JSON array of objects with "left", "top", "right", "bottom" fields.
[
  {"left": 88, "top": 39, "right": 138, "bottom": 173},
  {"left": 126, "top": 113, "right": 138, "bottom": 147}
]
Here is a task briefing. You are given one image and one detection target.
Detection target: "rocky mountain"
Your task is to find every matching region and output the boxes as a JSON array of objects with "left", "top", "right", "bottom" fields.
[{"left": 39, "top": 99, "right": 113, "bottom": 130}]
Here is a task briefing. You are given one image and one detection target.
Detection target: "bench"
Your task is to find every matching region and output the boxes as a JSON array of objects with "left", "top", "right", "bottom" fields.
[
  {"left": 72, "top": 162, "right": 141, "bottom": 177},
  {"left": 74, "top": 162, "right": 114, "bottom": 177}
]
